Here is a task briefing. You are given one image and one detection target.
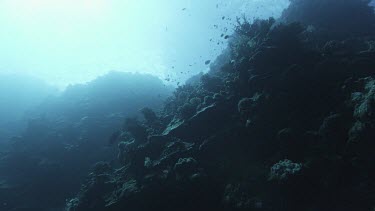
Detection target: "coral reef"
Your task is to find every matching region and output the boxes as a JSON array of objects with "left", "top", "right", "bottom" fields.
[
  {"left": 66, "top": 1, "right": 375, "bottom": 211},
  {"left": 0, "top": 1, "right": 374, "bottom": 211},
  {"left": 281, "top": 0, "right": 375, "bottom": 39},
  {"left": 0, "top": 72, "right": 172, "bottom": 211},
  {"left": 269, "top": 159, "right": 302, "bottom": 182}
]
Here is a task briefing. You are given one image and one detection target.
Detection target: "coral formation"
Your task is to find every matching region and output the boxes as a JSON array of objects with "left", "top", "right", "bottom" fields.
[
  {"left": 65, "top": 1, "right": 375, "bottom": 210},
  {"left": 269, "top": 159, "right": 302, "bottom": 182},
  {"left": 0, "top": 72, "right": 172, "bottom": 210},
  {"left": 1, "top": 1, "right": 375, "bottom": 211}
]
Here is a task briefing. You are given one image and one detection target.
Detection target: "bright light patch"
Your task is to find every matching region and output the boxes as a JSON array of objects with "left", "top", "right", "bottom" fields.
[
  {"left": 2, "top": 0, "right": 111, "bottom": 26},
  {"left": 0, "top": 0, "right": 289, "bottom": 89},
  {"left": 4, "top": 0, "right": 108, "bottom": 15}
]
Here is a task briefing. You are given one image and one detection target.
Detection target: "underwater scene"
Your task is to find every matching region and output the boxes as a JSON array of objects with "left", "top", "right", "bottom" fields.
[{"left": 1, "top": 0, "right": 375, "bottom": 210}]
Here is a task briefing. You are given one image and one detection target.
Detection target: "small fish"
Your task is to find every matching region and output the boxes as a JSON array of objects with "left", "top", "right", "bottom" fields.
[
  {"left": 224, "top": 35, "right": 230, "bottom": 39},
  {"left": 222, "top": 16, "right": 225, "bottom": 20},
  {"left": 205, "top": 60, "right": 211, "bottom": 65},
  {"left": 182, "top": 8, "right": 186, "bottom": 11}
]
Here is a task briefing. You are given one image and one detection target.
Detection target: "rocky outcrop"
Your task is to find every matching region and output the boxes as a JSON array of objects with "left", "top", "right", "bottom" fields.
[
  {"left": 67, "top": 1, "right": 375, "bottom": 210},
  {"left": 0, "top": 72, "right": 173, "bottom": 211}
]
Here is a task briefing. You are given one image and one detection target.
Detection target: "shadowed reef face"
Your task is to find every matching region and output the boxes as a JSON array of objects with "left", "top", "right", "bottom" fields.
[
  {"left": 65, "top": 1, "right": 375, "bottom": 211},
  {"left": 1, "top": 1, "right": 375, "bottom": 211},
  {"left": 281, "top": 0, "right": 375, "bottom": 38},
  {"left": 0, "top": 71, "right": 173, "bottom": 211}
]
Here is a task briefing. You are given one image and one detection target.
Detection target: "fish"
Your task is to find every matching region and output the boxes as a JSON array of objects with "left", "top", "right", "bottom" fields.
[{"left": 205, "top": 60, "right": 211, "bottom": 65}]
